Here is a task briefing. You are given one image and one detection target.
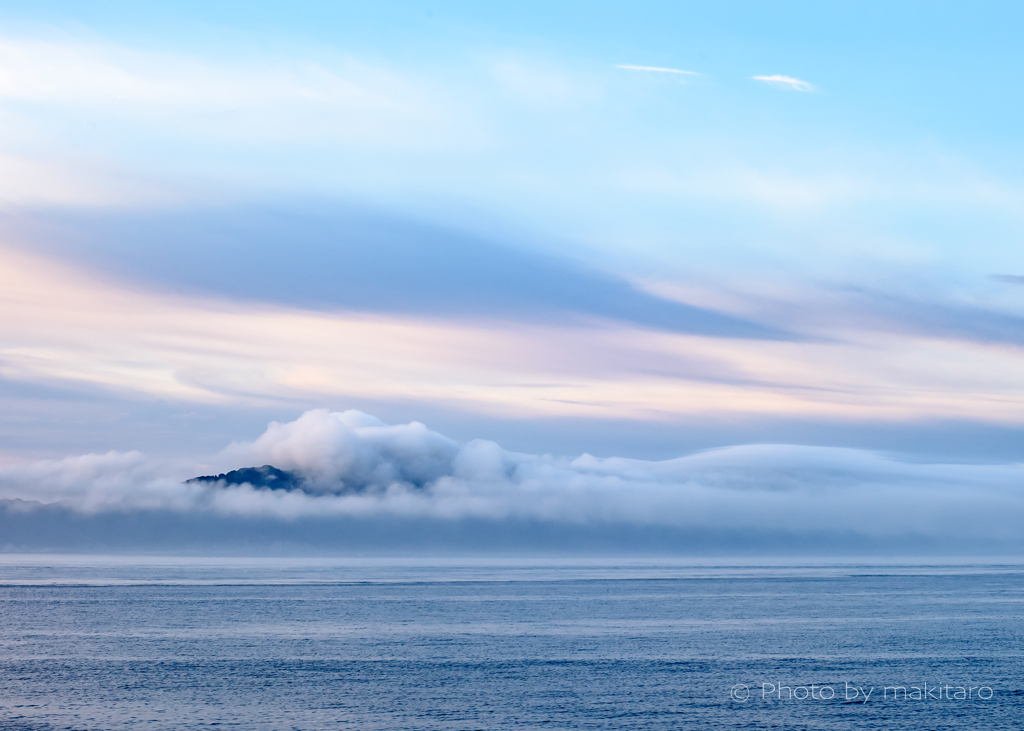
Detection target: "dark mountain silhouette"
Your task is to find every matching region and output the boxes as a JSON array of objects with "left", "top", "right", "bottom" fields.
[{"left": 187, "top": 465, "right": 303, "bottom": 490}]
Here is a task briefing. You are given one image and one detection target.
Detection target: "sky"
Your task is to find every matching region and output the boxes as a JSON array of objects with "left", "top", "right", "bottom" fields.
[{"left": 1, "top": 1, "right": 1024, "bottom": 552}]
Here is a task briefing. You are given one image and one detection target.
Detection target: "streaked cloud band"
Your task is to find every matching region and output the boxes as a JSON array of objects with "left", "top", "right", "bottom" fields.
[
  {"left": 615, "top": 64, "right": 699, "bottom": 75},
  {"left": 753, "top": 74, "right": 815, "bottom": 91},
  {"left": 3, "top": 245, "right": 1024, "bottom": 426}
]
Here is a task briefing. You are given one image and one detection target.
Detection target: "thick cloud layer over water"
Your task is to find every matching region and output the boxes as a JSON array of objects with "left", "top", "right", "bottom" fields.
[{"left": 2, "top": 409, "right": 1023, "bottom": 547}]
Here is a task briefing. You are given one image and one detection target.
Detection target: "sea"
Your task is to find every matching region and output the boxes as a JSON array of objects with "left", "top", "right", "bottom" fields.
[{"left": 0, "top": 556, "right": 1021, "bottom": 730}]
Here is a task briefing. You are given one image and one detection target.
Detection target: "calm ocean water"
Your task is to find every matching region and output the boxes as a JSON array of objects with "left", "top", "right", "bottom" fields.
[{"left": 0, "top": 556, "right": 1021, "bottom": 730}]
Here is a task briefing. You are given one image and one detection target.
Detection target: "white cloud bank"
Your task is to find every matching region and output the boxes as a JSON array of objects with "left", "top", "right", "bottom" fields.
[
  {"left": 753, "top": 74, "right": 815, "bottom": 92},
  {"left": 2, "top": 410, "right": 1023, "bottom": 544}
]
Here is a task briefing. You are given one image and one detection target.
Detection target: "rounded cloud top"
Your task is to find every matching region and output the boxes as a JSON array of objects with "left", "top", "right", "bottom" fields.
[{"left": 220, "top": 409, "right": 461, "bottom": 493}]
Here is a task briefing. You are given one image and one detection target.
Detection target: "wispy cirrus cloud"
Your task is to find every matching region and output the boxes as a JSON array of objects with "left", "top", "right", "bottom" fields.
[
  {"left": 4, "top": 241, "right": 1024, "bottom": 426},
  {"left": 615, "top": 64, "right": 699, "bottom": 76},
  {"left": 753, "top": 74, "right": 815, "bottom": 92},
  {"left": 0, "top": 37, "right": 476, "bottom": 157}
]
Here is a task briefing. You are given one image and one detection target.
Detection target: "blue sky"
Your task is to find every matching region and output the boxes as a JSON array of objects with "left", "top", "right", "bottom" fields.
[
  {"left": 2, "top": 2, "right": 1024, "bottom": 551},
  {"left": 4, "top": 1, "right": 1024, "bottom": 284}
]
